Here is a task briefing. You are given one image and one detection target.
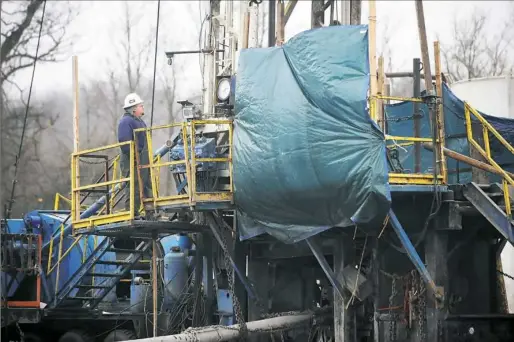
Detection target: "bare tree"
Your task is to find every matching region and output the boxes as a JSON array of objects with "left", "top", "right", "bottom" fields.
[
  {"left": 85, "top": 2, "right": 155, "bottom": 139},
  {"left": 0, "top": 0, "right": 77, "bottom": 216},
  {"left": 440, "top": 6, "right": 514, "bottom": 83},
  {"left": 1, "top": 0, "right": 76, "bottom": 87}
]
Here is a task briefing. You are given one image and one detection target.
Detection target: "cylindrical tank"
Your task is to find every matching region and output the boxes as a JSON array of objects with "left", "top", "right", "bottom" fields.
[
  {"left": 451, "top": 76, "right": 514, "bottom": 313},
  {"left": 451, "top": 76, "right": 514, "bottom": 118},
  {"left": 163, "top": 246, "right": 188, "bottom": 310}
]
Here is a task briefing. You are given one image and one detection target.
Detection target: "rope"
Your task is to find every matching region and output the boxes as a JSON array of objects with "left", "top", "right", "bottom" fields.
[
  {"left": 149, "top": 0, "right": 161, "bottom": 129},
  {"left": 4, "top": 0, "right": 47, "bottom": 219}
]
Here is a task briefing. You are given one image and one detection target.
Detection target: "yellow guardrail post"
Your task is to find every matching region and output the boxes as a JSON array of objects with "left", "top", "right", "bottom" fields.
[{"left": 190, "top": 123, "right": 197, "bottom": 205}]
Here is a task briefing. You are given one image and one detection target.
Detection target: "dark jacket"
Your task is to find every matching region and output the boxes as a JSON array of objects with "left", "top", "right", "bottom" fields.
[{"left": 117, "top": 112, "right": 147, "bottom": 154}]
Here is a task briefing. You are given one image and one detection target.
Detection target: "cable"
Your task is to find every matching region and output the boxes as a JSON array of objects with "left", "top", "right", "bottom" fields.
[
  {"left": 149, "top": 0, "right": 161, "bottom": 129},
  {"left": 4, "top": 0, "right": 47, "bottom": 220}
]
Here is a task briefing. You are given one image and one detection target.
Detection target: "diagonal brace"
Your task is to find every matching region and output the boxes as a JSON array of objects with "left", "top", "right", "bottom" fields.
[
  {"left": 205, "top": 213, "right": 260, "bottom": 302},
  {"left": 388, "top": 210, "right": 443, "bottom": 301},
  {"left": 306, "top": 237, "right": 349, "bottom": 301}
]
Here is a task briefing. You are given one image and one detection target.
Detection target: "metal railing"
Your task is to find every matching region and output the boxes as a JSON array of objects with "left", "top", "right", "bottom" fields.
[
  {"left": 135, "top": 119, "right": 234, "bottom": 211},
  {"left": 371, "top": 95, "right": 447, "bottom": 185},
  {"left": 135, "top": 122, "right": 191, "bottom": 209},
  {"left": 71, "top": 141, "right": 135, "bottom": 229},
  {"left": 464, "top": 102, "right": 514, "bottom": 217}
]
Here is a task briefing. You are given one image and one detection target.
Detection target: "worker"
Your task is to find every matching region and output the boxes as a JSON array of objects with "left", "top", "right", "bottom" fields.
[{"left": 117, "top": 92, "right": 152, "bottom": 218}]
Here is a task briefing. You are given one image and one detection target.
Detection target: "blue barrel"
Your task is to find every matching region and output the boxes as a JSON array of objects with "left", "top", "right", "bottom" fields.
[{"left": 163, "top": 247, "right": 188, "bottom": 310}]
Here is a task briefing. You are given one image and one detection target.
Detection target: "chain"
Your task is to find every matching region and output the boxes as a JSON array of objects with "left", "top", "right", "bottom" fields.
[
  {"left": 385, "top": 112, "right": 424, "bottom": 122},
  {"left": 16, "top": 321, "right": 25, "bottom": 342},
  {"left": 209, "top": 213, "right": 249, "bottom": 340},
  {"left": 418, "top": 274, "right": 426, "bottom": 342},
  {"left": 388, "top": 277, "right": 397, "bottom": 341}
]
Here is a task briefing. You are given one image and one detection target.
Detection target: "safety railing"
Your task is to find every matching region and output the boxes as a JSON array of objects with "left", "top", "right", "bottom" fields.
[
  {"left": 71, "top": 141, "right": 135, "bottom": 230},
  {"left": 135, "top": 122, "right": 191, "bottom": 209},
  {"left": 370, "top": 95, "right": 447, "bottom": 185},
  {"left": 2, "top": 234, "right": 42, "bottom": 308},
  {"left": 190, "top": 120, "right": 233, "bottom": 204},
  {"left": 464, "top": 102, "right": 514, "bottom": 217},
  {"left": 135, "top": 119, "right": 233, "bottom": 212}
]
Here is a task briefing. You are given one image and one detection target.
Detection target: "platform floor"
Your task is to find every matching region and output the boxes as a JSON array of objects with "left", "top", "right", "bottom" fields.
[{"left": 74, "top": 219, "right": 208, "bottom": 237}]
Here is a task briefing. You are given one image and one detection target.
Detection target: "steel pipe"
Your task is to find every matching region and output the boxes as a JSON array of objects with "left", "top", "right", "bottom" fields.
[
  {"left": 130, "top": 312, "right": 315, "bottom": 342},
  {"left": 423, "top": 143, "right": 514, "bottom": 179}
]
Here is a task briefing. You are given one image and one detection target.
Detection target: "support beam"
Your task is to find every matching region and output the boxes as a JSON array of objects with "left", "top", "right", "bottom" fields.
[
  {"left": 388, "top": 210, "right": 443, "bottom": 302},
  {"left": 350, "top": 0, "right": 361, "bottom": 25},
  {"left": 333, "top": 238, "right": 350, "bottom": 342},
  {"left": 152, "top": 238, "right": 158, "bottom": 337},
  {"left": 311, "top": 0, "right": 324, "bottom": 28},
  {"left": 283, "top": 0, "right": 298, "bottom": 26},
  {"left": 306, "top": 237, "right": 347, "bottom": 301},
  {"left": 268, "top": 0, "right": 276, "bottom": 47},
  {"left": 276, "top": 0, "right": 285, "bottom": 46},
  {"left": 129, "top": 311, "right": 322, "bottom": 342}
]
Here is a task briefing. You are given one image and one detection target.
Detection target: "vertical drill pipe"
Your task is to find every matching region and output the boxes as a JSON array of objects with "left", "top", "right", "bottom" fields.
[
  {"left": 268, "top": 0, "right": 276, "bottom": 47},
  {"left": 413, "top": 58, "right": 421, "bottom": 173}
]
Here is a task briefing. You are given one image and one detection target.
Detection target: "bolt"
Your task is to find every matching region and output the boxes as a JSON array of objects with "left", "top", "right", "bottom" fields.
[{"left": 468, "top": 327, "right": 475, "bottom": 335}]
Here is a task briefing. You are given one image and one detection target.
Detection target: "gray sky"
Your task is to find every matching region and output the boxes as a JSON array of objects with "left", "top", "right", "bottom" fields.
[{"left": 10, "top": 0, "right": 512, "bottom": 102}]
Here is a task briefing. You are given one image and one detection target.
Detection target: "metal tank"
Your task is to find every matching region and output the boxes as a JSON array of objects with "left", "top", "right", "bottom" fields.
[
  {"left": 451, "top": 75, "right": 514, "bottom": 118},
  {"left": 163, "top": 246, "right": 189, "bottom": 311},
  {"left": 451, "top": 75, "right": 514, "bottom": 312}
]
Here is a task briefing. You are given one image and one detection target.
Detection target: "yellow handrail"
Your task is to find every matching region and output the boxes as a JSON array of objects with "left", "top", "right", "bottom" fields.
[
  {"left": 464, "top": 102, "right": 514, "bottom": 217},
  {"left": 370, "top": 95, "right": 447, "bottom": 185}
]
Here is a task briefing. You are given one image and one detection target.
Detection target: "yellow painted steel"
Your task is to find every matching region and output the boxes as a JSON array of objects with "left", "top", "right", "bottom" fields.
[
  {"left": 71, "top": 141, "right": 135, "bottom": 230},
  {"left": 70, "top": 119, "right": 234, "bottom": 230},
  {"left": 133, "top": 120, "right": 233, "bottom": 210},
  {"left": 370, "top": 96, "right": 447, "bottom": 185},
  {"left": 464, "top": 102, "right": 514, "bottom": 217}
]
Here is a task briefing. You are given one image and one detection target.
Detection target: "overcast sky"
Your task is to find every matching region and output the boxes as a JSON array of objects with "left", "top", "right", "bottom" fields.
[{"left": 10, "top": 0, "right": 512, "bottom": 102}]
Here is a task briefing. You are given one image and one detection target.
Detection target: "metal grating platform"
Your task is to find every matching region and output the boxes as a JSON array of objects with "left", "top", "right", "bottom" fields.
[{"left": 74, "top": 219, "right": 208, "bottom": 237}]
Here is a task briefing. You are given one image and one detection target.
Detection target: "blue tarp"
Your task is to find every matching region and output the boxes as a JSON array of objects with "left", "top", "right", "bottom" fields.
[
  {"left": 233, "top": 25, "right": 391, "bottom": 243},
  {"left": 385, "top": 84, "right": 514, "bottom": 184}
]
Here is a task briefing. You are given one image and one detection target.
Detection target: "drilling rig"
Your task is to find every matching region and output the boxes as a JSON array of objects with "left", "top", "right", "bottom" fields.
[{"left": 3, "top": 1, "right": 514, "bottom": 342}]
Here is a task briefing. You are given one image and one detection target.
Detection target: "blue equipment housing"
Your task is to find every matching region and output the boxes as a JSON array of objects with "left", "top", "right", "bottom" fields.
[
  {"left": 169, "top": 136, "right": 218, "bottom": 173},
  {"left": 2, "top": 211, "right": 117, "bottom": 305}
]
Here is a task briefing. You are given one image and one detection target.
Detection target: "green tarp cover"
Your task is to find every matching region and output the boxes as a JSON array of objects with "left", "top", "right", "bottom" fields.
[{"left": 233, "top": 25, "right": 391, "bottom": 243}]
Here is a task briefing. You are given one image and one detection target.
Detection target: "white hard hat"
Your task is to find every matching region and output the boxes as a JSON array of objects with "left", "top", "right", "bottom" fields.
[{"left": 123, "top": 93, "right": 144, "bottom": 109}]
